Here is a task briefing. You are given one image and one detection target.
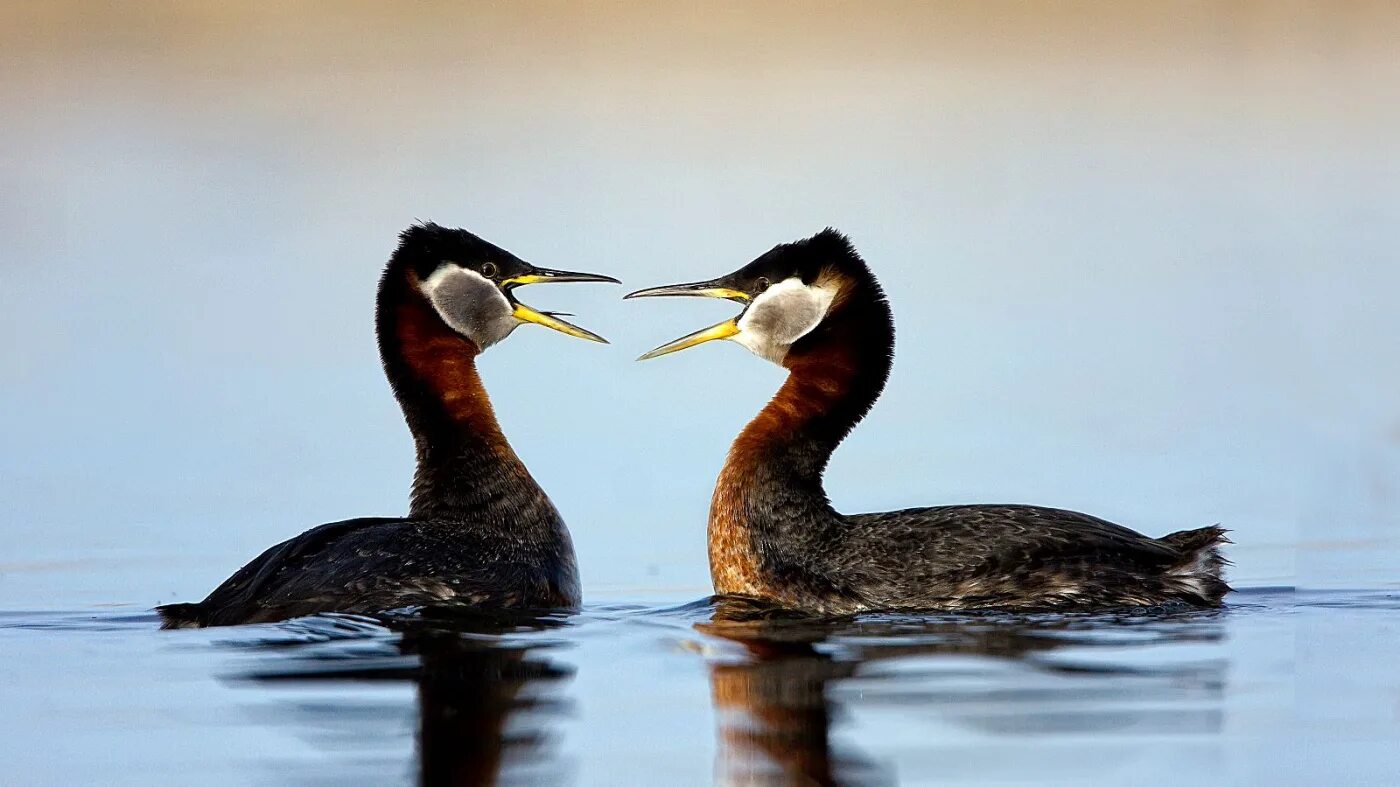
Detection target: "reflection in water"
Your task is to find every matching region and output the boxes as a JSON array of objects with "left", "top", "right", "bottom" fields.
[
  {"left": 699, "top": 598, "right": 1226, "bottom": 785},
  {"left": 703, "top": 628, "right": 881, "bottom": 785},
  {"left": 235, "top": 610, "right": 573, "bottom": 786},
  {"left": 10, "top": 590, "right": 1400, "bottom": 783},
  {"left": 207, "top": 599, "right": 1228, "bottom": 785}
]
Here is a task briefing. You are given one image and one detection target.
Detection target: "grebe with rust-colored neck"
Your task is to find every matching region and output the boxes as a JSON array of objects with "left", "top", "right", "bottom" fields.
[
  {"left": 627, "top": 229, "right": 1228, "bottom": 614},
  {"left": 158, "top": 223, "right": 618, "bottom": 627}
]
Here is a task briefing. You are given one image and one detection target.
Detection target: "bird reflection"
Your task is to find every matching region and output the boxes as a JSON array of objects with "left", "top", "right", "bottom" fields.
[
  {"left": 237, "top": 609, "right": 572, "bottom": 786},
  {"left": 409, "top": 626, "right": 568, "bottom": 786},
  {"left": 703, "top": 627, "right": 878, "bottom": 785},
  {"left": 698, "top": 598, "right": 1225, "bottom": 786}
]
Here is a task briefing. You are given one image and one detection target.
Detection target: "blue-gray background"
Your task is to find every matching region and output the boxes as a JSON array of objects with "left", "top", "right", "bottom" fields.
[{"left": 2, "top": 2, "right": 1397, "bottom": 609}]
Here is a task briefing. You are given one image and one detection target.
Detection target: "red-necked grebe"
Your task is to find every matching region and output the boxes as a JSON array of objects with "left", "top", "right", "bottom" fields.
[
  {"left": 626, "top": 229, "right": 1228, "bottom": 613},
  {"left": 158, "top": 223, "right": 618, "bottom": 627}
]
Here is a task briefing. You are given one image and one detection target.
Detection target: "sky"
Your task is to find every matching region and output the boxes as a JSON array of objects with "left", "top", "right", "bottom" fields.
[{"left": 1, "top": 1, "right": 1397, "bottom": 607}]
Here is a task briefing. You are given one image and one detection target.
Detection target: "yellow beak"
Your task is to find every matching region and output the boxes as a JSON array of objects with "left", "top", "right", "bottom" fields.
[
  {"left": 513, "top": 303, "right": 609, "bottom": 344},
  {"left": 625, "top": 275, "right": 753, "bottom": 360},
  {"left": 504, "top": 266, "right": 619, "bottom": 343},
  {"left": 635, "top": 318, "right": 740, "bottom": 360}
]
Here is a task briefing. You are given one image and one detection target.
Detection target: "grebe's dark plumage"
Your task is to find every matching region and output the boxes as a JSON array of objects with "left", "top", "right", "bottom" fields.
[
  {"left": 627, "top": 229, "right": 1229, "bottom": 614},
  {"left": 158, "top": 224, "right": 618, "bottom": 628}
]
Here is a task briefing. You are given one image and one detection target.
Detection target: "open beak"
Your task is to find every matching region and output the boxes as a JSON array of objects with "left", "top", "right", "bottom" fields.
[
  {"left": 625, "top": 277, "right": 749, "bottom": 360},
  {"left": 504, "top": 266, "right": 620, "bottom": 344},
  {"left": 623, "top": 277, "right": 750, "bottom": 304}
]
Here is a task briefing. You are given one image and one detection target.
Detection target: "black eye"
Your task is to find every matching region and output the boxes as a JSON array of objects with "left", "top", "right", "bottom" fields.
[
  {"left": 480, "top": 262, "right": 498, "bottom": 278},
  {"left": 755, "top": 277, "right": 771, "bottom": 292}
]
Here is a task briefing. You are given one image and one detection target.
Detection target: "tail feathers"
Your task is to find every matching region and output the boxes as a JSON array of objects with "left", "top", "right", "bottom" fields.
[
  {"left": 156, "top": 602, "right": 207, "bottom": 630},
  {"left": 1162, "top": 525, "right": 1232, "bottom": 604}
]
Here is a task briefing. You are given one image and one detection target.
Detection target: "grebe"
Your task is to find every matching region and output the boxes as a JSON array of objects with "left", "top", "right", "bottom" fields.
[
  {"left": 158, "top": 223, "right": 617, "bottom": 627},
  {"left": 627, "top": 229, "right": 1229, "bottom": 614}
]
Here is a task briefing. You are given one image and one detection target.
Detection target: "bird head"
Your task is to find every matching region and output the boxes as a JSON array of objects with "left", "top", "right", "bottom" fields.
[
  {"left": 393, "top": 223, "right": 618, "bottom": 350},
  {"left": 626, "top": 229, "right": 877, "bottom": 365}
]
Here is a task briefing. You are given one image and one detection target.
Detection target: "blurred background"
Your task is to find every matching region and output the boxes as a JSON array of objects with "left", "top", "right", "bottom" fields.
[{"left": 2, "top": 1, "right": 1397, "bottom": 608}]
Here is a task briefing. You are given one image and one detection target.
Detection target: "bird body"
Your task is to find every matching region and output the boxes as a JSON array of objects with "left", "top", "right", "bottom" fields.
[
  {"left": 159, "top": 224, "right": 613, "bottom": 628},
  {"left": 630, "top": 230, "right": 1229, "bottom": 614},
  {"left": 157, "top": 517, "right": 577, "bottom": 627}
]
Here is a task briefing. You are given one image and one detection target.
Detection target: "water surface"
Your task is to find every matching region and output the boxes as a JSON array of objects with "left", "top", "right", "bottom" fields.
[
  {"left": 2, "top": 3, "right": 1398, "bottom": 785},
  {"left": 4, "top": 585, "right": 1397, "bottom": 785}
]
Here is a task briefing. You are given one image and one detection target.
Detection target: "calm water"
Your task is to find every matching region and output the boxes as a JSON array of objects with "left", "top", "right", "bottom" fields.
[
  {"left": 3, "top": 3, "right": 1398, "bottom": 785},
  {"left": 3, "top": 581, "right": 1398, "bottom": 785}
]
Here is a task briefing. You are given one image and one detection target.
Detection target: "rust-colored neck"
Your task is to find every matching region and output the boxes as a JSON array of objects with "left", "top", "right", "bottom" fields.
[
  {"left": 376, "top": 268, "right": 536, "bottom": 521},
  {"left": 708, "top": 287, "right": 894, "bottom": 597}
]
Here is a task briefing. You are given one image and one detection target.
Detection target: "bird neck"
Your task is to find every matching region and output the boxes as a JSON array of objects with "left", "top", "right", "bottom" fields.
[
  {"left": 375, "top": 268, "right": 544, "bottom": 524},
  {"left": 709, "top": 290, "right": 893, "bottom": 596}
]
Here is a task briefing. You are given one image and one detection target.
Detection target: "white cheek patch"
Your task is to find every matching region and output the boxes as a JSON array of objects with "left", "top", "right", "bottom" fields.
[
  {"left": 420, "top": 266, "right": 519, "bottom": 349},
  {"left": 734, "top": 276, "right": 837, "bottom": 364}
]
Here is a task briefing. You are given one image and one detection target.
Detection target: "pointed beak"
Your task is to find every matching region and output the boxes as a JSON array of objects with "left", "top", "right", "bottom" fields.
[
  {"left": 624, "top": 277, "right": 750, "bottom": 303},
  {"left": 635, "top": 318, "right": 740, "bottom": 360},
  {"left": 503, "top": 267, "right": 622, "bottom": 287},
  {"left": 505, "top": 265, "right": 619, "bottom": 344},
  {"left": 626, "top": 276, "right": 752, "bottom": 360}
]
